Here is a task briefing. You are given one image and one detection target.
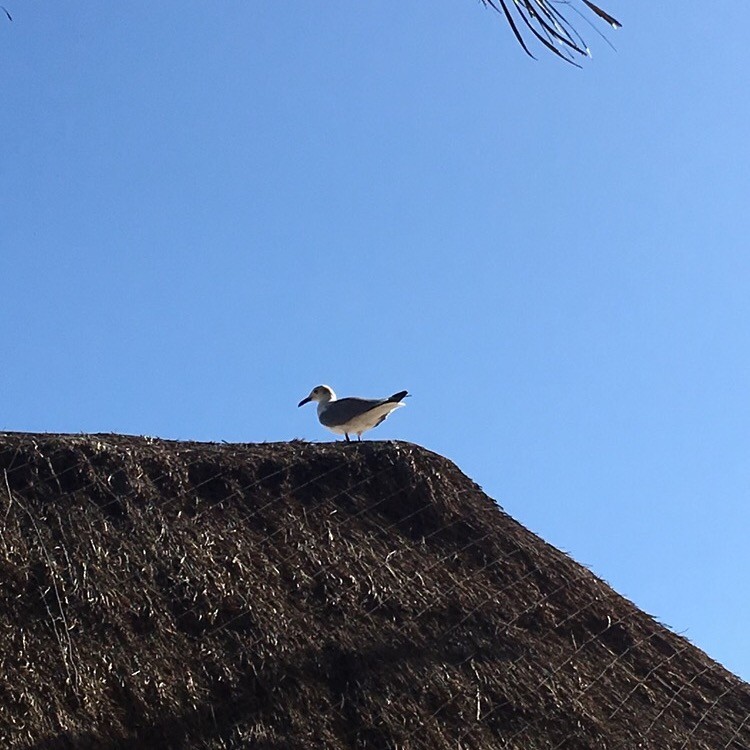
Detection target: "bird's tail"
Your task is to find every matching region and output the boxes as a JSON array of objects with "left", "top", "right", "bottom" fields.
[{"left": 388, "top": 390, "right": 409, "bottom": 403}]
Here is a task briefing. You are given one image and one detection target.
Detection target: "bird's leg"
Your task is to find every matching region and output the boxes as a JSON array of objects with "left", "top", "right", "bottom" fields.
[
  {"left": 357, "top": 434, "right": 361, "bottom": 442},
  {"left": 345, "top": 433, "right": 350, "bottom": 442}
]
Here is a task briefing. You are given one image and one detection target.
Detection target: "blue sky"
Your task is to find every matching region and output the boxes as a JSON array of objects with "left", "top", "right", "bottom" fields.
[{"left": 2, "top": 3, "right": 750, "bottom": 681}]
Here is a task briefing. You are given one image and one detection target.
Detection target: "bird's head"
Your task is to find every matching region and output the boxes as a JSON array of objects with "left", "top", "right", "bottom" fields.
[{"left": 298, "top": 384, "right": 336, "bottom": 407}]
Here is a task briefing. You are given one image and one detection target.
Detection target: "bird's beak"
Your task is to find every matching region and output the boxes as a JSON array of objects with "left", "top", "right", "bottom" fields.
[{"left": 298, "top": 396, "right": 312, "bottom": 407}]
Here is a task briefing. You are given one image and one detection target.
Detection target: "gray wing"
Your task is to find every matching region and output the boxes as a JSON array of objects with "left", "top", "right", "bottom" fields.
[{"left": 319, "top": 397, "right": 387, "bottom": 428}]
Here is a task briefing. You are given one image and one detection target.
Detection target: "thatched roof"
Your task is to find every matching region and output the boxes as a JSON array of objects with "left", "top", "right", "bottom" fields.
[{"left": 1, "top": 432, "right": 748, "bottom": 749}]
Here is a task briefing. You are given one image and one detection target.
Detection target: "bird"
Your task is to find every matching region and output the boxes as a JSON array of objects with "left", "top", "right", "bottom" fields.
[{"left": 298, "top": 385, "right": 409, "bottom": 442}]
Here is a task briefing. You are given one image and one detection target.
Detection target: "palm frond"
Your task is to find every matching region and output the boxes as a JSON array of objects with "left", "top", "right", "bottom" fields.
[
  {"left": 582, "top": 0, "right": 621, "bottom": 29},
  {"left": 482, "top": 0, "right": 621, "bottom": 63}
]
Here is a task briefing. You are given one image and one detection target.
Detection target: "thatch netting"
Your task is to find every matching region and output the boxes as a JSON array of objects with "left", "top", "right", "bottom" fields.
[{"left": 1, "top": 432, "right": 748, "bottom": 749}]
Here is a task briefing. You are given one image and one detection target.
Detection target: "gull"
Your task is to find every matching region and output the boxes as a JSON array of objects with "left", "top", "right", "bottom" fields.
[{"left": 298, "top": 385, "right": 409, "bottom": 441}]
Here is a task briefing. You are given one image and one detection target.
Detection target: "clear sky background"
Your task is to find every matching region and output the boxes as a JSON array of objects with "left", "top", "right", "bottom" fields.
[{"left": 2, "top": 3, "right": 749, "bottom": 680}]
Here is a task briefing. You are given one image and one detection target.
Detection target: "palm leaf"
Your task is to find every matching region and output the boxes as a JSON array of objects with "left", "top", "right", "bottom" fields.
[{"left": 481, "top": 0, "right": 621, "bottom": 63}]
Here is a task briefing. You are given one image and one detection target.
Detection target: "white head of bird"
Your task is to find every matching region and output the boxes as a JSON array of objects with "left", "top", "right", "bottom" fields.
[{"left": 297, "top": 385, "right": 336, "bottom": 407}]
